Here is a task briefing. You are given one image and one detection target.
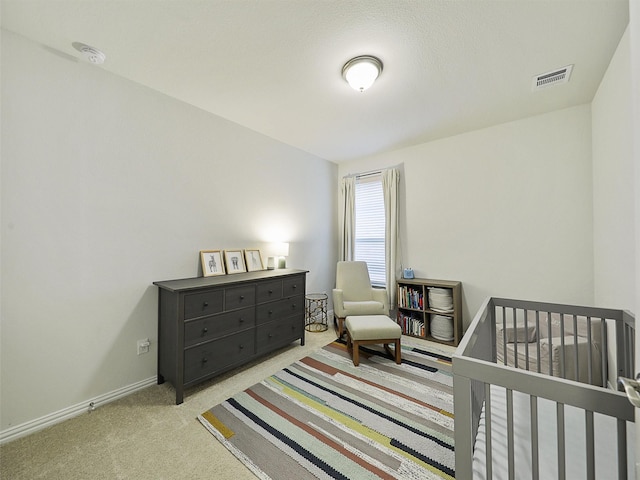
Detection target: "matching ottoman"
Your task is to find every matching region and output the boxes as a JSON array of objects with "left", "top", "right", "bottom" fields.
[{"left": 345, "top": 315, "right": 402, "bottom": 366}]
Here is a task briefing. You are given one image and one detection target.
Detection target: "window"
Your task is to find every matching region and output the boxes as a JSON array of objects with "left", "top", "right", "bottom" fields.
[{"left": 355, "top": 174, "right": 385, "bottom": 287}]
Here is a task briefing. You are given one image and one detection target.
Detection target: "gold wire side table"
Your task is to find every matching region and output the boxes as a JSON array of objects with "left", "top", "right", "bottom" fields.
[{"left": 305, "top": 293, "right": 328, "bottom": 332}]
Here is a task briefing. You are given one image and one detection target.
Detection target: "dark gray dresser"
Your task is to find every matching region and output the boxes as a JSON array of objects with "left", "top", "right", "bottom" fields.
[{"left": 154, "top": 269, "right": 307, "bottom": 404}]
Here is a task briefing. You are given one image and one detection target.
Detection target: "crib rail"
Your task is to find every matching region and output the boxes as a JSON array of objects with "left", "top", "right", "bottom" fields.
[{"left": 453, "top": 297, "right": 635, "bottom": 480}]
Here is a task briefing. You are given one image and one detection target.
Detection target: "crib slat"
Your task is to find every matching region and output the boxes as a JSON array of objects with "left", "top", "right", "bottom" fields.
[
  {"left": 485, "top": 383, "right": 493, "bottom": 479},
  {"left": 524, "top": 309, "right": 530, "bottom": 370},
  {"left": 512, "top": 307, "right": 518, "bottom": 369},
  {"left": 615, "top": 320, "right": 635, "bottom": 378},
  {"left": 548, "top": 312, "right": 553, "bottom": 377},
  {"left": 560, "top": 314, "right": 567, "bottom": 379},
  {"left": 631, "top": 325, "right": 635, "bottom": 378},
  {"left": 536, "top": 311, "right": 542, "bottom": 373},
  {"left": 507, "top": 388, "right": 515, "bottom": 479},
  {"left": 617, "top": 419, "right": 627, "bottom": 479},
  {"left": 557, "top": 403, "right": 566, "bottom": 480},
  {"left": 601, "top": 320, "right": 608, "bottom": 388},
  {"left": 530, "top": 395, "right": 539, "bottom": 480},
  {"left": 502, "top": 306, "right": 508, "bottom": 366},
  {"left": 585, "top": 410, "right": 595, "bottom": 480},
  {"left": 586, "top": 317, "right": 593, "bottom": 384},
  {"left": 572, "top": 314, "right": 579, "bottom": 381}
]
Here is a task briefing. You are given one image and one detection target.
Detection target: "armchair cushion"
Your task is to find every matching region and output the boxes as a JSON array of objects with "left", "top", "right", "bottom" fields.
[
  {"left": 343, "top": 300, "right": 387, "bottom": 316},
  {"left": 337, "top": 261, "right": 374, "bottom": 300},
  {"left": 345, "top": 315, "right": 401, "bottom": 341}
]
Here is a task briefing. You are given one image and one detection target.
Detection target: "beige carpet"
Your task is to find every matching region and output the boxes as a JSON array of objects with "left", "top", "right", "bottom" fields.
[{"left": 0, "top": 329, "right": 455, "bottom": 479}]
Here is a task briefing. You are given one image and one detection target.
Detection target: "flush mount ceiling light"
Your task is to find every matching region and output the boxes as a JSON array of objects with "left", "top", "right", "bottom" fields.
[
  {"left": 342, "top": 55, "right": 383, "bottom": 92},
  {"left": 72, "top": 42, "right": 106, "bottom": 64}
]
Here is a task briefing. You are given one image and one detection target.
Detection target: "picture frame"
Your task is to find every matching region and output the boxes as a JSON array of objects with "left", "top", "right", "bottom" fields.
[
  {"left": 224, "top": 250, "right": 247, "bottom": 274},
  {"left": 200, "top": 250, "right": 226, "bottom": 277},
  {"left": 244, "top": 249, "right": 264, "bottom": 272}
]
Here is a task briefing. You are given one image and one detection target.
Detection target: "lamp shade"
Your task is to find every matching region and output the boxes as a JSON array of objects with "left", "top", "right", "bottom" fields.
[
  {"left": 342, "top": 56, "right": 383, "bottom": 92},
  {"left": 272, "top": 242, "right": 289, "bottom": 257}
]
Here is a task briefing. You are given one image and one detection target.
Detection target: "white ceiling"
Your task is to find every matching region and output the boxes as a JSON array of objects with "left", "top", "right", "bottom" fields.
[{"left": 1, "top": 0, "right": 629, "bottom": 163}]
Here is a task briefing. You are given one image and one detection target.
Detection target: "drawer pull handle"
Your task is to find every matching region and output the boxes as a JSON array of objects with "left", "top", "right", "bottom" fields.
[
  {"left": 268, "top": 333, "right": 273, "bottom": 338},
  {"left": 202, "top": 327, "right": 208, "bottom": 334},
  {"left": 202, "top": 358, "right": 208, "bottom": 364},
  {"left": 268, "top": 310, "right": 273, "bottom": 315},
  {"left": 239, "top": 344, "right": 244, "bottom": 350},
  {"left": 203, "top": 302, "right": 209, "bottom": 308},
  {"left": 292, "top": 304, "right": 296, "bottom": 309},
  {"left": 292, "top": 285, "right": 297, "bottom": 289},
  {"left": 239, "top": 318, "right": 244, "bottom": 323},
  {"left": 268, "top": 290, "right": 273, "bottom": 294},
  {"left": 239, "top": 295, "right": 245, "bottom": 300}
]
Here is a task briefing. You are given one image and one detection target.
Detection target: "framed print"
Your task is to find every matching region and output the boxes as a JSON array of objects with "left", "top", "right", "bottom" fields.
[
  {"left": 244, "top": 249, "right": 264, "bottom": 272},
  {"left": 200, "top": 250, "right": 225, "bottom": 277},
  {"left": 224, "top": 250, "right": 247, "bottom": 274}
]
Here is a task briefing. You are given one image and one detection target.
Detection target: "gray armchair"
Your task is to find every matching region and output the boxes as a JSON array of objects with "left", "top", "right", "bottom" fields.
[{"left": 332, "top": 261, "right": 389, "bottom": 336}]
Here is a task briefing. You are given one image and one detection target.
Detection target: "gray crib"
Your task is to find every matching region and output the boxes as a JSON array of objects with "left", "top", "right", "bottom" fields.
[{"left": 452, "top": 297, "right": 635, "bottom": 479}]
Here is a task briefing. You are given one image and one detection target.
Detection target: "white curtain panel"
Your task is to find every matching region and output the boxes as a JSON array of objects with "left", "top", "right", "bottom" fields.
[
  {"left": 339, "top": 176, "right": 355, "bottom": 261},
  {"left": 382, "top": 168, "right": 399, "bottom": 308}
]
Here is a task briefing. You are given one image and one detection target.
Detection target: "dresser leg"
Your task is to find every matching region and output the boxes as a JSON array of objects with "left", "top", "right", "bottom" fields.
[{"left": 157, "top": 374, "right": 165, "bottom": 384}]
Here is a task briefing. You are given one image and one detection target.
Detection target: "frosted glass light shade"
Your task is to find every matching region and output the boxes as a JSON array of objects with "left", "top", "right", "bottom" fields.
[{"left": 342, "top": 56, "right": 383, "bottom": 92}]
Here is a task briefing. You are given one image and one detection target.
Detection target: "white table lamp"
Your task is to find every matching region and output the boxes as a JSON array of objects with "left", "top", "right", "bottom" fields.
[{"left": 273, "top": 242, "right": 289, "bottom": 269}]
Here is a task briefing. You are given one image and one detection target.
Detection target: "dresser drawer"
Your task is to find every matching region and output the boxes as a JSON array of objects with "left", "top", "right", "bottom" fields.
[
  {"left": 256, "top": 279, "right": 283, "bottom": 304},
  {"left": 184, "top": 330, "right": 255, "bottom": 383},
  {"left": 256, "top": 295, "right": 304, "bottom": 325},
  {"left": 283, "top": 276, "right": 304, "bottom": 297},
  {"left": 184, "top": 307, "right": 255, "bottom": 347},
  {"left": 256, "top": 316, "right": 303, "bottom": 354},
  {"left": 225, "top": 285, "right": 255, "bottom": 311},
  {"left": 184, "top": 289, "right": 224, "bottom": 320}
]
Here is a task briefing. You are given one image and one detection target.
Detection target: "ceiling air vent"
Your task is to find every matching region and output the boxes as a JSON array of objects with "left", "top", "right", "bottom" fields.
[{"left": 532, "top": 65, "right": 573, "bottom": 91}]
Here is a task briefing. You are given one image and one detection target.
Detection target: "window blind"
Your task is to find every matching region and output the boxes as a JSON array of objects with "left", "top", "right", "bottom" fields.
[{"left": 355, "top": 175, "right": 386, "bottom": 287}]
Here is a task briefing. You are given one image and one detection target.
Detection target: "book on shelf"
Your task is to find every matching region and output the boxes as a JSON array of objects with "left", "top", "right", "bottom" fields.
[
  {"left": 398, "top": 285, "right": 424, "bottom": 309},
  {"left": 396, "top": 311, "right": 425, "bottom": 337}
]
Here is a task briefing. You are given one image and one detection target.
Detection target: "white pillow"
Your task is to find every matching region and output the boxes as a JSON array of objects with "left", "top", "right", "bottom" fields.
[{"left": 497, "top": 324, "right": 537, "bottom": 343}]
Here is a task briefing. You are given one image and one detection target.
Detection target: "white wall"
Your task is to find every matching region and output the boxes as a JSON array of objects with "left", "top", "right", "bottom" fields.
[
  {"left": 339, "top": 105, "right": 594, "bottom": 325},
  {"left": 592, "top": 26, "right": 636, "bottom": 312},
  {"left": 0, "top": 30, "right": 338, "bottom": 432}
]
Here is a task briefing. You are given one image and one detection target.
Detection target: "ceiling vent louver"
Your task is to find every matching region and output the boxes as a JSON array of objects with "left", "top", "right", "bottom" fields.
[{"left": 532, "top": 65, "right": 573, "bottom": 91}]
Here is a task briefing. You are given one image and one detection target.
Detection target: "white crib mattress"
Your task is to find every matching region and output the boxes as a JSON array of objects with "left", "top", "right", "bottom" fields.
[{"left": 472, "top": 384, "right": 635, "bottom": 479}]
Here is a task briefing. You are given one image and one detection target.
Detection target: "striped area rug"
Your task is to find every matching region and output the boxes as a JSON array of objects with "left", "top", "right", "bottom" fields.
[{"left": 198, "top": 338, "right": 455, "bottom": 479}]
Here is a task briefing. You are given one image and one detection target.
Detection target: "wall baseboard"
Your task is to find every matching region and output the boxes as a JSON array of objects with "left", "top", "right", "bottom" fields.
[
  {"left": 0, "top": 376, "right": 157, "bottom": 445},
  {"left": 0, "top": 315, "right": 338, "bottom": 446}
]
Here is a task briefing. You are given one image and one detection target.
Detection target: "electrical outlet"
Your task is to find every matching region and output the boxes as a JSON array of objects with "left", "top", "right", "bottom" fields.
[{"left": 137, "top": 338, "right": 150, "bottom": 355}]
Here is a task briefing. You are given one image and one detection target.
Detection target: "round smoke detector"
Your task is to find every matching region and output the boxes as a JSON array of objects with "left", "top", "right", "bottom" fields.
[{"left": 72, "top": 42, "right": 106, "bottom": 64}]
